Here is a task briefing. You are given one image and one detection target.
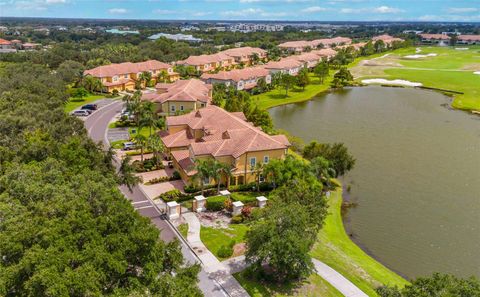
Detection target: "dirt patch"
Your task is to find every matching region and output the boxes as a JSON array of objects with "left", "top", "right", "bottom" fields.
[
  {"left": 233, "top": 243, "right": 246, "bottom": 257},
  {"left": 198, "top": 211, "right": 231, "bottom": 228},
  {"left": 462, "top": 63, "right": 480, "bottom": 71}
]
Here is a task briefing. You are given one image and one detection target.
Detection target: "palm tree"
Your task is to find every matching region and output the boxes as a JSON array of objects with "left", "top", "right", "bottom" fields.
[
  {"left": 213, "top": 161, "right": 233, "bottom": 193},
  {"left": 119, "top": 155, "right": 142, "bottom": 191},
  {"left": 251, "top": 53, "right": 260, "bottom": 65},
  {"left": 138, "top": 71, "right": 152, "bottom": 88},
  {"left": 133, "top": 133, "right": 147, "bottom": 162},
  {"left": 193, "top": 159, "right": 214, "bottom": 195},
  {"left": 157, "top": 70, "right": 169, "bottom": 83},
  {"left": 129, "top": 91, "right": 143, "bottom": 128},
  {"left": 139, "top": 101, "right": 157, "bottom": 136},
  {"left": 148, "top": 134, "right": 164, "bottom": 168},
  {"left": 310, "top": 156, "right": 336, "bottom": 189},
  {"left": 250, "top": 162, "right": 265, "bottom": 192}
]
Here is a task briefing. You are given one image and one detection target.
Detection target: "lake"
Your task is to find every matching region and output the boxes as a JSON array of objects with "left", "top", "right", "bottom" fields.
[{"left": 269, "top": 86, "right": 480, "bottom": 279}]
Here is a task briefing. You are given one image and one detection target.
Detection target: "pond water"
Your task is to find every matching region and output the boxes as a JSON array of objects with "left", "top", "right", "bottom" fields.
[{"left": 269, "top": 86, "right": 480, "bottom": 279}]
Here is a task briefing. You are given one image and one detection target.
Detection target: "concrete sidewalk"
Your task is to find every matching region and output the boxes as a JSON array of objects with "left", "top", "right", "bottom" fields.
[
  {"left": 313, "top": 259, "right": 369, "bottom": 297},
  {"left": 183, "top": 212, "right": 249, "bottom": 297}
]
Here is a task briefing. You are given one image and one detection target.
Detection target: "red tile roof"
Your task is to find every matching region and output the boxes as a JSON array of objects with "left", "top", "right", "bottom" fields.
[
  {"left": 311, "top": 37, "right": 352, "bottom": 47},
  {"left": 221, "top": 46, "right": 267, "bottom": 58},
  {"left": 264, "top": 58, "right": 304, "bottom": 70},
  {"left": 310, "top": 48, "right": 337, "bottom": 58},
  {"left": 420, "top": 34, "right": 451, "bottom": 40},
  {"left": 84, "top": 60, "right": 172, "bottom": 78},
  {"left": 458, "top": 35, "right": 480, "bottom": 41},
  {"left": 201, "top": 66, "right": 270, "bottom": 82},
  {"left": 0, "top": 38, "right": 12, "bottom": 45},
  {"left": 177, "top": 53, "right": 234, "bottom": 66},
  {"left": 278, "top": 40, "right": 312, "bottom": 49},
  {"left": 163, "top": 105, "right": 290, "bottom": 159},
  {"left": 372, "top": 35, "right": 404, "bottom": 44},
  {"left": 142, "top": 79, "right": 212, "bottom": 104}
]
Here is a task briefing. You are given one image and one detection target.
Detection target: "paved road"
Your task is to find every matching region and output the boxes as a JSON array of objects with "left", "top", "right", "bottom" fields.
[{"left": 83, "top": 99, "right": 230, "bottom": 297}]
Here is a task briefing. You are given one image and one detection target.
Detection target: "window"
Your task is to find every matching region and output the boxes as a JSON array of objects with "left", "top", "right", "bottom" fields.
[
  {"left": 263, "top": 155, "right": 269, "bottom": 164},
  {"left": 250, "top": 157, "right": 256, "bottom": 168},
  {"left": 113, "top": 75, "right": 118, "bottom": 82},
  {"left": 259, "top": 174, "right": 265, "bottom": 183},
  {"left": 180, "top": 105, "right": 184, "bottom": 111},
  {"left": 124, "top": 74, "right": 128, "bottom": 79},
  {"left": 170, "top": 105, "right": 176, "bottom": 112},
  {"left": 201, "top": 103, "right": 205, "bottom": 108}
]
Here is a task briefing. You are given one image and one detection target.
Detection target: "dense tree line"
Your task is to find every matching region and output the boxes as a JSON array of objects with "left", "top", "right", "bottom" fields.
[{"left": 0, "top": 63, "right": 201, "bottom": 296}]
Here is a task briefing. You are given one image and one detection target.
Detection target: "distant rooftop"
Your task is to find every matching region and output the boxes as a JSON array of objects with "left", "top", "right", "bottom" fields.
[{"left": 106, "top": 29, "right": 139, "bottom": 35}]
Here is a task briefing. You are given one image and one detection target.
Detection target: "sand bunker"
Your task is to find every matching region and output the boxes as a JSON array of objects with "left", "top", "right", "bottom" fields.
[
  {"left": 404, "top": 53, "right": 437, "bottom": 59},
  {"left": 415, "top": 48, "right": 422, "bottom": 53},
  {"left": 474, "top": 71, "right": 480, "bottom": 75},
  {"left": 455, "top": 48, "right": 469, "bottom": 51},
  {"left": 362, "top": 79, "right": 423, "bottom": 87}
]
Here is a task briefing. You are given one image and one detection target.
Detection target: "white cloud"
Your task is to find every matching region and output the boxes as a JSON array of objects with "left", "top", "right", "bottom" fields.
[
  {"left": 45, "top": 0, "right": 65, "bottom": 3},
  {"left": 301, "top": 6, "right": 327, "bottom": 13},
  {"left": 221, "top": 8, "right": 263, "bottom": 17},
  {"left": 372, "top": 6, "right": 403, "bottom": 14},
  {"left": 240, "top": 0, "right": 311, "bottom": 2},
  {"left": 154, "top": 9, "right": 175, "bottom": 14},
  {"left": 446, "top": 7, "right": 478, "bottom": 13},
  {"left": 108, "top": 8, "right": 128, "bottom": 14},
  {"left": 341, "top": 6, "right": 403, "bottom": 14}
]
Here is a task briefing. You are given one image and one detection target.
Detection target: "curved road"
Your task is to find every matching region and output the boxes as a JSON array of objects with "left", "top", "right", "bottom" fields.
[{"left": 83, "top": 99, "right": 231, "bottom": 297}]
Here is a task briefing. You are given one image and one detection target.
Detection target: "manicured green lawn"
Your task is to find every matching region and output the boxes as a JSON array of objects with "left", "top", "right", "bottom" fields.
[
  {"left": 234, "top": 271, "right": 343, "bottom": 297},
  {"left": 254, "top": 74, "right": 333, "bottom": 110},
  {"left": 231, "top": 192, "right": 267, "bottom": 205},
  {"left": 200, "top": 224, "right": 249, "bottom": 260},
  {"left": 310, "top": 185, "right": 409, "bottom": 296},
  {"left": 351, "top": 46, "right": 480, "bottom": 110},
  {"left": 65, "top": 94, "right": 104, "bottom": 112},
  {"left": 178, "top": 223, "right": 188, "bottom": 238}
]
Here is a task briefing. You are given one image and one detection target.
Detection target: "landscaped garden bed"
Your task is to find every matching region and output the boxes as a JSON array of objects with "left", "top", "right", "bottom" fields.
[{"left": 131, "top": 157, "right": 165, "bottom": 172}]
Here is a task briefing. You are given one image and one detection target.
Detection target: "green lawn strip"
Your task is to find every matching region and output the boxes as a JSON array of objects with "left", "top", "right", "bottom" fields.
[
  {"left": 178, "top": 223, "right": 188, "bottom": 238},
  {"left": 110, "top": 139, "right": 127, "bottom": 149},
  {"left": 384, "top": 68, "right": 480, "bottom": 110},
  {"left": 200, "top": 224, "right": 249, "bottom": 260},
  {"left": 310, "top": 187, "right": 409, "bottom": 297},
  {"left": 129, "top": 126, "right": 155, "bottom": 138},
  {"left": 234, "top": 270, "right": 343, "bottom": 297},
  {"left": 65, "top": 94, "right": 104, "bottom": 112},
  {"left": 254, "top": 74, "right": 333, "bottom": 110}
]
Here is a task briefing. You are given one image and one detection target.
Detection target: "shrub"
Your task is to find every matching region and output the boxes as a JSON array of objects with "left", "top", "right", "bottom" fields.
[
  {"left": 158, "top": 189, "right": 182, "bottom": 202},
  {"left": 217, "top": 245, "right": 234, "bottom": 258},
  {"left": 132, "top": 157, "right": 165, "bottom": 172},
  {"left": 241, "top": 205, "right": 252, "bottom": 218},
  {"left": 172, "top": 170, "right": 181, "bottom": 180},
  {"left": 112, "top": 89, "right": 119, "bottom": 97},
  {"left": 231, "top": 192, "right": 258, "bottom": 205},
  {"left": 231, "top": 215, "right": 243, "bottom": 224},
  {"left": 223, "top": 198, "right": 233, "bottom": 212},
  {"left": 206, "top": 196, "right": 227, "bottom": 211}
]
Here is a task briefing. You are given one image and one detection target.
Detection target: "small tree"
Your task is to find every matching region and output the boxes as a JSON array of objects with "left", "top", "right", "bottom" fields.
[
  {"left": 280, "top": 73, "right": 295, "bottom": 97},
  {"left": 193, "top": 158, "right": 215, "bottom": 195},
  {"left": 303, "top": 141, "right": 355, "bottom": 177},
  {"left": 245, "top": 202, "right": 315, "bottom": 282},
  {"left": 72, "top": 87, "right": 88, "bottom": 100},
  {"left": 133, "top": 133, "right": 147, "bottom": 162},
  {"left": 314, "top": 61, "right": 329, "bottom": 84},
  {"left": 148, "top": 134, "right": 164, "bottom": 168},
  {"left": 296, "top": 68, "right": 310, "bottom": 90},
  {"left": 331, "top": 68, "right": 353, "bottom": 88},
  {"left": 118, "top": 155, "right": 142, "bottom": 191},
  {"left": 157, "top": 70, "right": 169, "bottom": 83}
]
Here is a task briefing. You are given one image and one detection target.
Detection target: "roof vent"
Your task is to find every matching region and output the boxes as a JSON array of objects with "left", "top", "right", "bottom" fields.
[
  {"left": 222, "top": 131, "right": 230, "bottom": 139},
  {"left": 195, "top": 110, "right": 202, "bottom": 117}
]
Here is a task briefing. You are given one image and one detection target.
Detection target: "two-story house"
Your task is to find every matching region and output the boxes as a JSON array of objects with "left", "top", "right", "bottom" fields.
[
  {"left": 160, "top": 105, "right": 290, "bottom": 186},
  {"left": 176, "top": 53, "right": 236, "bottom": 73},
  {"left": 419, "top": 34, "right": 451, "bottom": 46},
  {"left": 372, "top": 35, "right": 404, "bottom": 45},
  {"left": 264, "top": 58, "right": 304, "bottom": 76},
  {"left": 141, "top": 79, "right": 212, "bottom": 116},
  {"left": 457, "top": 35, "right": 480, "bottom": 45},
  {"left": 84, "top": 60, "right": 179, "bottom": 93},
  {"left": 200, "top": 67, "right": 271, "bottom": 91},
  {"left": 278, "top": 40, "right": 312, "bottom": 54},
  {"left": 290, "top": 52, "right": 322, "bottom": 69},
  {"left": 310, "top": 48, "right": 337, "bottom": 60},
  {"left": 221, "top": 46, "right": 268, "bottom": 66}
]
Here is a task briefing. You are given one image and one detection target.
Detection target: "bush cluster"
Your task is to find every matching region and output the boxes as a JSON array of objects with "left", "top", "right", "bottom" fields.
[
  {"left": 131, "top": 157, "right": 165, "bottom": 172},
  {"left": 217, "top": 240, "right": 236, "bottom": 258},
  {"left": 206, "top": 196, "right": 227, "bottom": 211}
]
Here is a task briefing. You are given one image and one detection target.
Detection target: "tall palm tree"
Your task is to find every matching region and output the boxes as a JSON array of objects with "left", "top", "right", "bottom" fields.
[
  {"left": 129, "top": 91, "right": 143, "bottom": 128},
  {"left": 148, "top": 134, "right": 164, "bottom": 167},
  {"left": 193, "top": 159, "right": 214, "bottom": 195},
  {"left": 133, "top": 134, "right": 147, "bottom": 162},
  {"left": 215, "top": 161, "right": 233, "bottom": 193},
  {"left": 119, "top": 155, "right": 142, "bottom": 191},
  {"left": 157, "top": 70, "right": 169, "bottom": 83},
  {"left": 139, "top": 101, "right": 156, "bottom": 136},
  {"left": 250, "top": 162, "right": 265, "bottom": 192}
]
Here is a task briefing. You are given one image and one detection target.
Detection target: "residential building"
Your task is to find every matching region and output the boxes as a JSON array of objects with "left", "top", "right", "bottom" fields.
[
  {"left": 457, "top": 35, "right": 480, "bottom": 45},
  {"left": 264, "top": 58, "right": 304, "bottom": 76},
  {"left": 278, "top": 40, "right": 312, "bottom": 54},
  {"left": 220, "top": 47, "right": 267, "bottom": 66},
  {"left": 0, "top": 38, "right": 15, "bottom": 52},
  {"left": 177, "top": 53, "right": 236, "bottom": 73},
  {"left": 336, "top": 42, "right": 367, "bottom": 51},
  {"left": 201, "top": 67, "right": 271, "bottom": 91},
  {"left": 84, "top": 60, "right": 179, "bottom": 93},
  {"left": 372, "top": 35, "right": 404, "bottom": 45},
  {"left": 311, "top": 37, "right": 352, "bottom": 48},
  {"left": 310, "top": 48, "right": 337, "bottom": 60},
  {"left": 229, "top": 23, "right": 284, "bottom": 33},
  {"left": 419, "top": 34, "right": 451, "bottom": 46},
  {"left": 290, "top": 52, "right": 321, "bottom": 69},
  {"left": 160, "top": 105, "right": 290, "bottom": 185},
  {"left": 142, "top": 79, "right": 212, "bottom": 116},
  {"left": 148, "top": 33, "right": 202, "bottom": 42},
  {"left": 22, "top": 43, "right": 41, "bottom": 51}
]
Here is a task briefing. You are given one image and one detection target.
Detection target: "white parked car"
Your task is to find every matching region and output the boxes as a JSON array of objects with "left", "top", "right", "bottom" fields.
[
  {"left": 122, "top": 142, "right": 137, "bottom": 151},
  {"left": 71, "top": 110, "right": 90, "bottom": 117}
]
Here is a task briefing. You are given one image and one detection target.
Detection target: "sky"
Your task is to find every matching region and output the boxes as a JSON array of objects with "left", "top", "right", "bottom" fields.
[{"left": 0, "top": 0, "right": 479, "bottom": 22}]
